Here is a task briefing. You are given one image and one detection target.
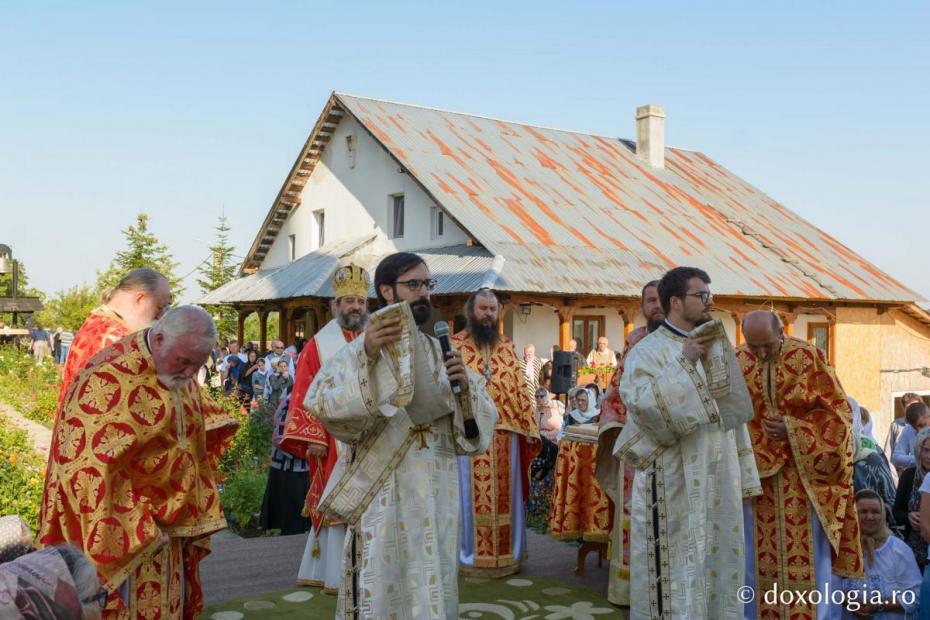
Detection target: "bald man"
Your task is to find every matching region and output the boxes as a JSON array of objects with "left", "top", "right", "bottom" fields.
[
  {"left": 57, "top": 268, "right": 171, "bottom": 417},
  {"left": 737, "top": 310, "right": 862, "bottom": 619},
  {"left": 39, "top": 306, "right": 237, "bottom": 619}
]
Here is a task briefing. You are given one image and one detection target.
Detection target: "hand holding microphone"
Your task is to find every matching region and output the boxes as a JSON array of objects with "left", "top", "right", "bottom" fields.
[{"left": 434, "top": 321, "right": 479, "bottom": 439}]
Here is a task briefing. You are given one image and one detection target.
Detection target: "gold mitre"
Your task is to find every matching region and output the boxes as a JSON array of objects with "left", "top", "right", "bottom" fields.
[{"left": 332, "top": 262, "right": 370, "bottom": 299}]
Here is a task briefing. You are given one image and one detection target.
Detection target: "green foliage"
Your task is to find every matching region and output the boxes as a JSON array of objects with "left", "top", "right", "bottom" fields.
[
  {"left": 0, "top": 414, "right": 45, "bottom": 533},
  {"left": 242, "top": 312, "right": 279, "bottom": 346},
  {"left": 198, "top": 215, "right": 239, "bottom": 339},
  {"left": 96, "top": 212, "right": 183, "bottom": 298},
  {"left": 0, "top": 347, "right": 60, "bottom": 427},
  {"left": 213, "top": 391, "right": 274, "bottom": 532},
  {"left": 219, "top": 467, "right": 267, "bottom": 530},
  {"left": 34, "top": 284, "right": 98, "bottom": 331}
]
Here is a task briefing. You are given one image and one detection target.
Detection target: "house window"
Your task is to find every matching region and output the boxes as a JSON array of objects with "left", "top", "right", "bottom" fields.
[
  {"left": 807, "top": 322, "right": 833, "bottom": 365},
  {"left": 314, "top": 210, "right": 325, "bottom": 248},
  {"left": 345, "top": 133, "right": 357, "bottom": 168},
  {"left": 390, "top": 194, "right": 404, "bottom": 239},
  {"left": 288, "top": 234, "right": 296, "bottom": 261},
  {"left": 572, "top": 316, "right": 605, "bottom": 360},
  {"left": 430, "top": 206, "right": 444, "bottom": 239}
]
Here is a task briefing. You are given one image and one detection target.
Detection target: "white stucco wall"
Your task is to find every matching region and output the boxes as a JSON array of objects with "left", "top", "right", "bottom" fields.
[
  {"left": 511, "top": 305, "right": 561, "bottom": 359},
  {"left": 262, "top": 115, "right": 469, "bottom": 269},
  {"left": 510, "top": 305, "right": 628, "bottom": 361}
]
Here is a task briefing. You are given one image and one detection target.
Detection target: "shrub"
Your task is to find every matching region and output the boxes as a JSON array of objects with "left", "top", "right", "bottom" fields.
[
  {"left": 211, "top": 390, "right": 274, "bottom": 534},
  {"left": 0, "top": 346, "right": 61, "bottom": 427},
  {"left": 218, "top": 466, "right": 267, "bottom": 531},
  {"left": 0, "top": 414, "right": 45, "bottom": 532}
]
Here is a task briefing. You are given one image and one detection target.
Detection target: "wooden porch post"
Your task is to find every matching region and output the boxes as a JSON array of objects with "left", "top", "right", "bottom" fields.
[
  {"left": 556, "top": 299, "right": 576, "bottom": 351},
  {"left": 278, "top": 307, "right": 288, "bottom": 342},
  {"left": 236, "top": 310, "right": 246, "bottom": 346},
  {"left": 779, "top": 312, "right": 797, "bottom": 337},
  {"left": 258, "top": 310, "right": 268, "bottom": 352},
  {"left": 730, "top": 311, "right": 744, "bottom": 346},
  {"left": 498, "top": 301, "right": 512, "bottom": 337}
]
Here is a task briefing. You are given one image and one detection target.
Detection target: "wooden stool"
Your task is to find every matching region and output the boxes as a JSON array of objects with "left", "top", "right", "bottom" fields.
[{"left": 575, "top": 541, "right": 607, "bottom": 575}]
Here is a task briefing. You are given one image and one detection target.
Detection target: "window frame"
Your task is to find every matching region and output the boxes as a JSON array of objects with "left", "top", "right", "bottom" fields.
[
  {"left": 313, "top": 210, "right": 325, "bottom": 248},
  {"left": 430, "top": 206, "right": 445, "bottom": 240},
  {"left": 572, "top": 316, "right": 605, "bottom": 359},
  {"left": 390, "top": 194, "right": 405, "bottom": 239},
  {"left": 806, "top": 321, "right": 834, "bottom": 365}
]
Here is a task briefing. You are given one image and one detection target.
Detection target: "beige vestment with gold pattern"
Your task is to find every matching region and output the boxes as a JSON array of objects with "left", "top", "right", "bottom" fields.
[{"left": 307, "top": 326, "right": 497, "bottom": 619}]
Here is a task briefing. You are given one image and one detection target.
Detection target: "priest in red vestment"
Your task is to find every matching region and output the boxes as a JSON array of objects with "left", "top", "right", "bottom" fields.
[
  {"left": 280, "top": 263, "right": 370, "bottom": 593},
  {"left": 454, "top": 289, "right": 540, "bottom": 577},
  {"left": 737, "top": 310, "right": 862, "bottom": 620},
  {"left": 58, "top": 268, "right": 171, "bottom": 415},
  {"left": 38, "top": 305, "right": 237, "bottom": 620}
]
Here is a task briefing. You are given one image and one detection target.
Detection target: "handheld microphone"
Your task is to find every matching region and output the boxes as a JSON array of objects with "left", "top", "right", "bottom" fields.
[{"left": 434, "top": 321, "right": 478, "bottom": 439}]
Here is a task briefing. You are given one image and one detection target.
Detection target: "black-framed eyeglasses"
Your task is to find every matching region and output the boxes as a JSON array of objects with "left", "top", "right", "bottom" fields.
[
  {"left": 82, "top": 587, "right": 108, "bottom": 609},
  {"left": 682, "top": 291, "right": 713, "bottom": 304},
  {"left": 396, "top": 278, "right": 438, "bottom": 292}
]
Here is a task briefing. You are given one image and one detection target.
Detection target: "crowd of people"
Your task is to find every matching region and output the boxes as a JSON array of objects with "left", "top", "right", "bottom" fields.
[{"left": 4, "top": 260, "right": 930, "bottom": 619}]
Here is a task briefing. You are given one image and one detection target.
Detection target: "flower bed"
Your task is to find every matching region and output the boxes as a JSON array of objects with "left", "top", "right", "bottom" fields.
[
  {"left": 0, "top": 346, "right": 60, "bottom": 427},
  {"left": 0, "top": 413, "right": 45, "bottom": 532},
  {"left": 575, "top": 366, "right": 616, "bottom": 389}
]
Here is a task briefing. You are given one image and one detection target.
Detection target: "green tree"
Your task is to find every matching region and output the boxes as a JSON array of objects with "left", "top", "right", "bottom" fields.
[
  {"left": 35, "top": 284, "right": 98, "bottom": 331},
  {"left": 97, "top": 213, "right": 183, "bottom": 297},
  {"left": 197, "top": 214, "right": 238, "bottom": 339}
]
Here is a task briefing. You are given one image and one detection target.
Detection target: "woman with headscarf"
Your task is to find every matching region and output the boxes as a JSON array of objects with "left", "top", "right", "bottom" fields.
[
  {"left": 851, "top": 397, "right": 897, "bottom": 512},
  {"left": 838, "top": 489, "right": 920, "bottom": 619},
  {"left": 527, "top": 388, "right": 565, "bottom": 528},
  {"left": 562, "top": 387, "right": 600, "bottom": 432},
  {"left": 893, "top": 426, "right": 930, "bottom": 566}
]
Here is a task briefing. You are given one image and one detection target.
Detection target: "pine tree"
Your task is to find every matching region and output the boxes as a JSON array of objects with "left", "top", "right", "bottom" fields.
[
  {"left": 97, "top": 213, "right": 182, "bottom": 297},
  {"left": 197, "top": 214, "right": 238, "bottom": 338}
]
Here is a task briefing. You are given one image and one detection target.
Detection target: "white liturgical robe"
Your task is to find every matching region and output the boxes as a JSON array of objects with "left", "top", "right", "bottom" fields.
[
  {"left": 306, "top": 329, "right": 497, "bottom": 619},
  {"left": 616, "top": 321, "right": 761, "bottom": 620}
]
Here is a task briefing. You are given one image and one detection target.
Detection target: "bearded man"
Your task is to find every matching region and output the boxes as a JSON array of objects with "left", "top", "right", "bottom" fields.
[
  {"left": 596, "top": 279, "right": 663, "bottom": 606},
  {"left": 453, "top": 289, "right": 540, "bottom": 577},
  {"left": 280, "top": 263, "right": 370, "bottom": 593},
  {"left": 305, "top": 252, "right": 498, "bottom": 618},
  {"left": 615, "top": 267, "right": 760, "bottom": 619},
  {"left": 737, "top": 310, "right": 862, "bottom": 620},
  {"left": 57, "top": 268, "right": 171, "bottom": 415},
  {"left": 38, "top": 306, "right": 237, "bottom": 619}
]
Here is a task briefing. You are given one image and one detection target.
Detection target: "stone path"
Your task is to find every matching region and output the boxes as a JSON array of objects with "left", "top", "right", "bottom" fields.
[
  {"left": 201, "top": 529, "right": 610, "bottom": 606},
  {"left": 0, "top": 401, "right": 52, "bottom": 456}
]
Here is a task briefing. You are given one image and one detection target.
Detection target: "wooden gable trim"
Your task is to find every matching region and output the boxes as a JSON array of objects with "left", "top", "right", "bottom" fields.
[{"left": 241, "top": 93, "right": 346, "bottom": 274}]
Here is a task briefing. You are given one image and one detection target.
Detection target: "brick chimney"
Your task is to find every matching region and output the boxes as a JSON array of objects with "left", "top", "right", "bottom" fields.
[{"left": 636, "top": 104, "right": 665, "bottom": 169}]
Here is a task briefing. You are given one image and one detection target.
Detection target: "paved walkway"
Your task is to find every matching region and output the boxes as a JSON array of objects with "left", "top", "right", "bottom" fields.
[
  {"left": 201, "top": 529, "right": 609, "bottom": 605},
  {"left": 0, "top": 401, "right": 52, "bottom": 456}
]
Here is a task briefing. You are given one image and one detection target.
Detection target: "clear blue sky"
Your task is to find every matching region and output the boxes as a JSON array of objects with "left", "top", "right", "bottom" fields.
[{"left": 2, "top": 1, "right": 928, "bottom": 302}]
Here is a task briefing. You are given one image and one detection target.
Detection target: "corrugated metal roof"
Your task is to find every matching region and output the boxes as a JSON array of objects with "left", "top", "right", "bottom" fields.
[
  {"left": 199, "top": 239, "right": 507, "bottom": 304},
  {"left": 319, "top": 93, "right": 918, "bottom": 302},
  {"left": 199, "top": 235, "right": 377, "bottom": 305}
]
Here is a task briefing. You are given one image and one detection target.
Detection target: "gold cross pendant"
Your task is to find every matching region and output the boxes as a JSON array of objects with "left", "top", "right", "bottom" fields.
[{"left": 410, "top": 424, "right": 431, "bottom": 449}]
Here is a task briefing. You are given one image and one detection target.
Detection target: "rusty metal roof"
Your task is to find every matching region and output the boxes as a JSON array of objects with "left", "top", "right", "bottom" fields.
[{"left": 241, "top": 92, "right": 919, "bottom": 302}]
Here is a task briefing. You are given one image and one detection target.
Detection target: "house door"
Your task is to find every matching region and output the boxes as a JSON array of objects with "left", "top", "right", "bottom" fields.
[{"left": 572, "top": 316, "right": 605, "bottom": 358}]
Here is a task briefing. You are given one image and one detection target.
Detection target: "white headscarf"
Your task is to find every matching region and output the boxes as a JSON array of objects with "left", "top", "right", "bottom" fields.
[
  {"left": 569, "top": 388, "right": 600, "bottom": 424},
  {"left": 849, "top": 397, "right": 875, "bottom": 462}
]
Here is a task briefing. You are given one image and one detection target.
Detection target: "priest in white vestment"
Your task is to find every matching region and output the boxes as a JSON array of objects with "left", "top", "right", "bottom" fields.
[
  {"left": 616, "top": 267, "right": 761, "bottom": 620},
  {"left": 306, "top": 252, "right": 498, "bottom": 619}
]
